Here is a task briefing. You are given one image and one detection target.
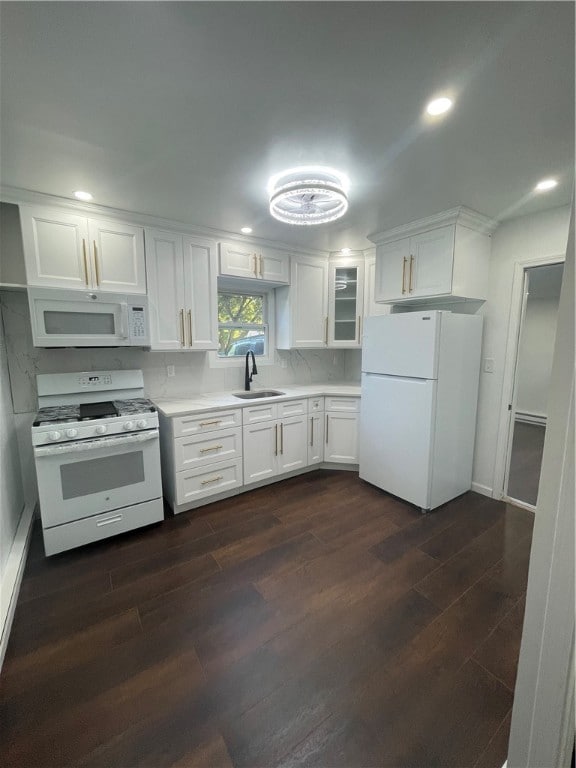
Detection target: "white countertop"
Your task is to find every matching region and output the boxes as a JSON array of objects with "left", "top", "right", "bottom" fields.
[{"left": 153, "top": 383, "right": 361, "bottom": 417}]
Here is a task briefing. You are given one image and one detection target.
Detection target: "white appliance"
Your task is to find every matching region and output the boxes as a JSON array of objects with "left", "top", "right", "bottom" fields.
[
  {"left": 359, "top": 311, "right": 483, "bottom": 512},
  {"left": 32, "top": 370, "right": 163, "bottom": 555},
  {"left": 28, "top": 287, "right": 150, "bottom": 347}
]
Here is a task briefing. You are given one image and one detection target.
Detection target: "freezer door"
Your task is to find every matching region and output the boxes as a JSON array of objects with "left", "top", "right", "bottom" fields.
[
  {"left": 359, "top": 372, "right": 435, "bottom": 509},
  {"left": 362, "top": 311, "right": 441, "bottom": 379}
]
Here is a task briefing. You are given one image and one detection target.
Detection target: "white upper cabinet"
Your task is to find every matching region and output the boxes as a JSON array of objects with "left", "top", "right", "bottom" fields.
[
  {"left": 327, "top": 258, "right": 364, "bottom": 348},
  {"left": 219, "top": 241, "right": 289, "bottom": 284},
  {"left": 276, "top": 255, "right": 329, "bottom": 349},
  {"left": 371, "top": 207, "right": 494, "bottom": 304},
  {"left": 88, "top": 219, "right": 146, "bottom": 294},
  {"left": 363, "top": 253, "right": 390, "bottom": 318},
  {"left": 145, "top": 229, "right": 218, "bottom": 350},
  {"left": 20, "top": 206, "right": 146, "bottom": 293}
]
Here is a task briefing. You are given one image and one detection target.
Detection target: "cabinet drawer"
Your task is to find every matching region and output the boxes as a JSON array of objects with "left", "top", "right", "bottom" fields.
[
  {"left": 174, "top": 428, "right": 242, "bottom": 471},
  {"left": 42, "top": 498, "right": 164, "bottom": 556},
  {"left": 176, "top": 459, "right": 243, "bottom": 505},
  {"left": 172, "top": 409, "right": 241, "bottom": 437},
  {"left": 277, "top": 399, "right": 307, "bottom": 418},
  {"left": 324, "top": 396, "right": 360, "bottom": 412},
  {"left": 308, "top": 397, "right": 324, "bottom": 412},
  {"left": 242, "top": 403, "right": 278, "bottom": 424}
]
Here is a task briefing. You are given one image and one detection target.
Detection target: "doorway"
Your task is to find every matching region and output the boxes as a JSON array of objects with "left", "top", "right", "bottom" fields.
[{"left": 504, "top": 262, "right": 564, "bottom": 507}]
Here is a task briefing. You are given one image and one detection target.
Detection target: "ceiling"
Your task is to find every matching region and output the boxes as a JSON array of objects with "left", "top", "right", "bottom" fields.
[{"left": 0, "top": 2, "right": 573, "bottom": 252}]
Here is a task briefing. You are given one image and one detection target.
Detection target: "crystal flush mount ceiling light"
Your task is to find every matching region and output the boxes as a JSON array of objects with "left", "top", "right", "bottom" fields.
[{"left": 268, "top": 166, "right": 349, "bottom": 226}]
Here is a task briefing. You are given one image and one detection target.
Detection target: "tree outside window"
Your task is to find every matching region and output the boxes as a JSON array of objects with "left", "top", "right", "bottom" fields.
[{"left": 218, "top": 292, "right": 267, "bottom": 357}]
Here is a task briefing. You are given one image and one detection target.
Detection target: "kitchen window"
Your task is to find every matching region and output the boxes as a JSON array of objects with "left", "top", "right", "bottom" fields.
[{"left": 213, "top": 290, "right": 274, "bottom": 365}]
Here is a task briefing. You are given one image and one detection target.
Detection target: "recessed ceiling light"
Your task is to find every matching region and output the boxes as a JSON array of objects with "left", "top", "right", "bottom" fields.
[
  {"left": 426, "top": 97, "right": 453, "bottom": 116},
  {"left": 535, "top": 178, "right": 558, "bottom": 192},
  {"left": 268, "top": 166, "right": 349, "bottom": 226},
  {"left": 241, "top": 227, "right": 253, "bottom": 234},
  {"left": 341, "top": 248, "right": 351, "bottom": 256},
  {"left": 73, "top": 190, "right": 93, "bottom": 201}
]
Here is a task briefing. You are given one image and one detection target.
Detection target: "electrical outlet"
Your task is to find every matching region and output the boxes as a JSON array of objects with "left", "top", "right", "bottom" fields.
[
  {"left": 166, "top": 365, "right": 175, "bottom": 377},
  {"left": 483, "top": 358, "right": 495, "bottom": 374}
]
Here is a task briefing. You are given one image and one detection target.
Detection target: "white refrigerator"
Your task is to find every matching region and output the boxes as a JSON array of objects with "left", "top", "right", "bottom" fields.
[{"left": 359, "top": 310, "right": 483, "bottom": 512}]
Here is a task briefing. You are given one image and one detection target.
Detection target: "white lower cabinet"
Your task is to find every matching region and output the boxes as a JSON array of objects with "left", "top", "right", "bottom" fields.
[{"left": 160, "top": 395, "right": 359, "bottom": 513}]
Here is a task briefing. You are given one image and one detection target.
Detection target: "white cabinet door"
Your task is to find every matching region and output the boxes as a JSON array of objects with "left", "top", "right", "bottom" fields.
[
  {"left": 183, "top": 236, "right": 218, "bottom": 349},
  {"left": 277, "top": 416, "right": 308, "bottom": 475},
  {"left": 20, "top": 206, "right": 91, "bottom": 289},
  {"left": 308, "top": 413, "right": 325, "bottom": 465},
  {"left": 219, "top": 242, "right": 259, "bottom": 279},
  {"left": 145, "top": 229, "right": 186, "bottom": 350},
  {"left": 260, "top": 249, "right": 289, "bottom": 284},
  {"left": 243, "top": 422, "right": 278, "bottom": 483},
  {"left": 291, "top": 256, "right": 328, "bottom": 347},
  {"left": 325, "top": 412, "right": 359, "bottom": 463},
  {"left": 364, "top": 256, "right": 390, "bottom": 318},
  {"left": 88, "top": 219, "right": 146, "bottom": 294},
  {"left": 375, "top": 238, "right": 410, "bottom": 302},
  {"left": 328, "top": 259, "right": 364, "bottom": 348},
  {"left": 409, "top": 225, "right": 454, "bottom": 298}
]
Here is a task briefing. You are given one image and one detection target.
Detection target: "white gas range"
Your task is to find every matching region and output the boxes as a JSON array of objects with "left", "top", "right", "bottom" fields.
[{"left": 32, "top": 370, "right": 164, "bottom": 556}]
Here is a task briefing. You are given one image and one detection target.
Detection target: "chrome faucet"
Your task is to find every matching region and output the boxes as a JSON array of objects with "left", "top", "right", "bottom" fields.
[{"left": 245, "top": 351, "right": 258, "bottom": 391}]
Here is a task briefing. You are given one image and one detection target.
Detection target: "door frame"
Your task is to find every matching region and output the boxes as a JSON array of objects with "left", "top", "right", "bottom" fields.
[{"left": 493, "top": 253, "right": 565, "bottom": 503}]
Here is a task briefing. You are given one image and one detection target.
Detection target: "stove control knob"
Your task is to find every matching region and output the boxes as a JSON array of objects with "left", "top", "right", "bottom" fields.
[
  {"left": 48, "top": 431, "right": 61, "bottom": 442},
  {"left": 65, "top": 428, "right": 78, "bottom": 438},
  {"left": 95, "top": 425, "right": 107, "bottom": 435},
  {"left": 136, "top": 419, "right": 147, "bottom": 429},
  {"left": 123, "top": 421, "right": 134, "bottom": 431}
]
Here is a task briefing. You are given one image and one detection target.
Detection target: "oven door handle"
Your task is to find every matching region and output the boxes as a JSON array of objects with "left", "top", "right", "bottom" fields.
[{"left": 34, "top": 430, "right": 159, "bottom": 457}]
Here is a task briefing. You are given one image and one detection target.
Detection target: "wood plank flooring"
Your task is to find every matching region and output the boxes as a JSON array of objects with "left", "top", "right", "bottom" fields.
[{"left": 0, "top": 470, "right": 534, "bottom": 768}]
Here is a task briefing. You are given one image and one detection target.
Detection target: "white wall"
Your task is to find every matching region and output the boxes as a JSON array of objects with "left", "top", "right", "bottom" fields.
[
  {"left": 472, "top": 205, "right": 570, "bottom": 494},
  {"left": 516, "top": 296, "right": 560, "bottom": 418},
  {"left": 0, "top": 305, "right": 25, "bottom": 588}
]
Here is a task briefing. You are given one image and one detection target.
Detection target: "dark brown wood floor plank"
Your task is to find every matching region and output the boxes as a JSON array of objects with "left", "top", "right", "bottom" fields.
[
  {"left": 0, "top": 474, "right": 533, "bottom": 768},
  {"left": 473, "top": 709, "right": 512, "bottom": 768},
  {"left": 414, "top": 505, "right": 534, "bottom": 610},
  {"left": 474, "top": 596, "right": 526, "bottom": 691}
]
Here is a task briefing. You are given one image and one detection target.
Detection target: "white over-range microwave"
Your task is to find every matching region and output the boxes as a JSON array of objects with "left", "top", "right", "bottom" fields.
[{"left": 28, "top": 287, "right": 150, "bottom": 347}]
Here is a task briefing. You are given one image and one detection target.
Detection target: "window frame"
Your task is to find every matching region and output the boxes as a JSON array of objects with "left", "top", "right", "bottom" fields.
[{"left": 210, "top": 288, "right": 276, "bottom": 368}]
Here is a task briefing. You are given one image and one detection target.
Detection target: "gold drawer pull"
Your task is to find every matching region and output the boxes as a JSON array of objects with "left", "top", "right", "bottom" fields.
[
  {"left": 310, "top": 416, "right": 314, "bottom": 447},
  {"left": 93, "top": 241, "right": 100, "bottom": 286},
  {"left": 402, "top": 256, "right": 407, "bottom": 294},
  {"left": 201, "top": 475, "right": 223, "bottom": 485},
  {"left": 188, "top": 309, "right": 193, "bottom": 346},
  {"left": 199, "top": 444, "right": 223, "bottom": 453},
  {"left": 200, "top": 419, "right": 221, "bottom": 426},
  {"left": 179, "top": 308, "right": 185, "bottom": 346},
  {"left": 82, "top": 239, "right": 89, "bottom": 285},
  {"left": 409, "top": 255, "right": 414, "bottom": 293}
]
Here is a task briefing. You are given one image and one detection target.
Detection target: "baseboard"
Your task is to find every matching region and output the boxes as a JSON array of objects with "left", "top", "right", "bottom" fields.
[
  {"left": 0, "top": 503, "right": 35, "bottom": 671},
  {"left": 471, "top": 481, "right": 494, "bottom": 498},
  {"left": 515, "top": 411, "right": 547, "bottom": 426}
]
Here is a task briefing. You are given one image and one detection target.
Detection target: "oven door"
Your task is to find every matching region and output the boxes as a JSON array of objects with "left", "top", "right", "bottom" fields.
[
  {"left": 28, "top": 288, "right": 130, "bottom": 347},
  {"left": 34, "top": 430, "right": 162, "bottom": 528}
]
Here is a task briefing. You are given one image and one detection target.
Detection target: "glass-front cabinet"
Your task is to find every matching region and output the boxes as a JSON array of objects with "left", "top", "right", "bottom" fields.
[{"left": 327, "top": 258, "right": 365, "bottom": 348}]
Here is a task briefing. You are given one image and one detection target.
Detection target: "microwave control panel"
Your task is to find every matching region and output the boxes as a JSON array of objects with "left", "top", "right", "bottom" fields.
[{"left": 128, "top": 305, "right": 149, "bottom": 343}]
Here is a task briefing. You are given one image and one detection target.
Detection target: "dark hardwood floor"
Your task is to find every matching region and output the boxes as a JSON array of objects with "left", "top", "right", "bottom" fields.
[{"left": 0, "top": 470, "right": 534, "bottom": 768}]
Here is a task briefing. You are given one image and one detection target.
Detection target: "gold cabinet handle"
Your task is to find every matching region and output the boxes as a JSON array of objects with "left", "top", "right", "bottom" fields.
[
  {"left": 179, "top": 309, "right": 185, "bottom": 346},
  {"left": 253, "top": 254, "right": 258, "bottom": 277},
  {"left": 280, "top": 422, "right": 284, "bottom": 455},
  {"left": 325, "top": 414, "right": 329, "bottom": 444},
  {"left": 409, "top": 255, "right": 414, "bottom": 293},
  {"left": 199, "top": 444, "right": 223, "bottom": 453},
  {"left": 358, "top": 315, "right": 362, "bottom": 344},
  {"left": 93, "top": 241, "right": 100, "bottom": 286},
  {"left": 325, "top": 317, "right": 329, "bottom": 345},
  {"left": 201, "top": 475, "right": 223, "bottom": 486},
  {"left": 187, "top": 309, "right": 193, "bottom": 347},
  {"left": 310, "top": 416, "right": 314, "bottom": 447},
  {"left": 274, "top": 424, "right": 278, "bottom": 456},
  {"left": 200, "top": 419, "right": 221, "bottom": 427},
  {"left": 82, "top": 239, "right": 89, "bottom": 285},
  {"left": 259, "top": 254, "right": 263, "bottom": 278},
  {"left": 402, "top": 256, "right": 407, "bottom": 294}
]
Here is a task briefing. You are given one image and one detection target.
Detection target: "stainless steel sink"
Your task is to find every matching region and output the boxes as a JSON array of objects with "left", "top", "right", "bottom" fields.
[{"left": 233, "top": 390, "right": 285, "bottom": 399}]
